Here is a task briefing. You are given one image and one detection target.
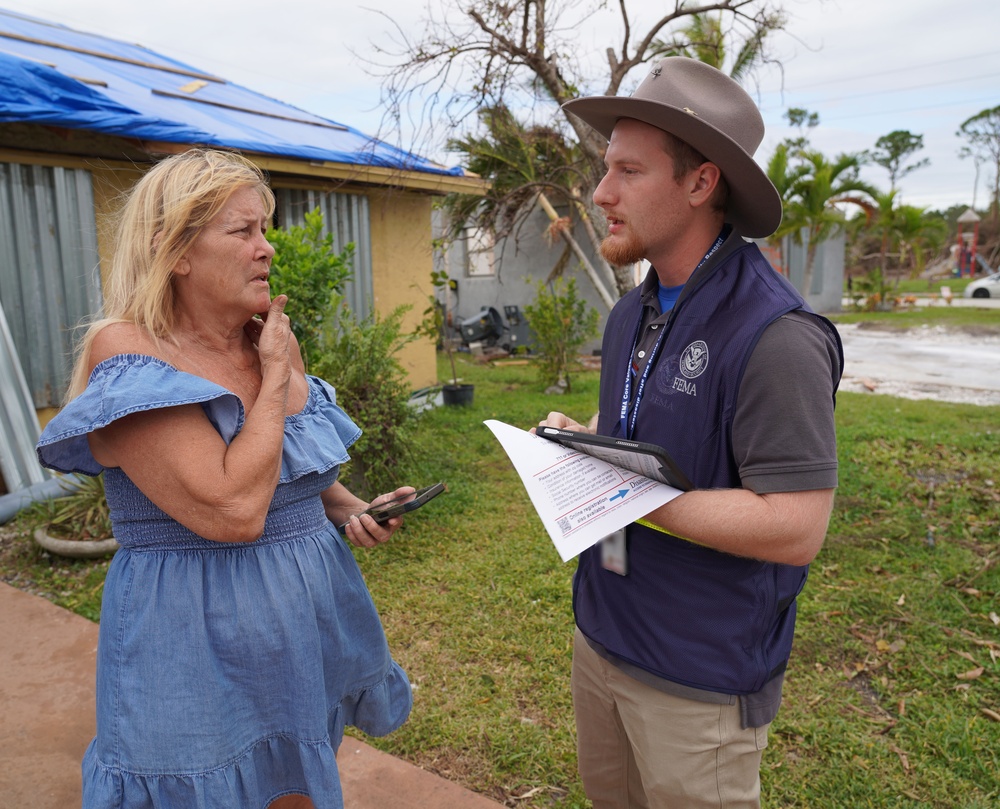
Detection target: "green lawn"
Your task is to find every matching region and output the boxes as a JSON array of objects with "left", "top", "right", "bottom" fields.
[{"left": 2, "top": 325, "right": 998, "bottom": 808}]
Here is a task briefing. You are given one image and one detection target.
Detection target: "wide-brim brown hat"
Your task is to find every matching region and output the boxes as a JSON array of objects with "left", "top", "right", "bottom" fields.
[{"left": 563, "top": 56, "right": 781, "bottom": 238}]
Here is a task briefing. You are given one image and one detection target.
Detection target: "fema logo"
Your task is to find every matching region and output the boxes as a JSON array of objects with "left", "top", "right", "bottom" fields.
[{"left": 680, "top": 341, "right": 709, "bottom": 379}]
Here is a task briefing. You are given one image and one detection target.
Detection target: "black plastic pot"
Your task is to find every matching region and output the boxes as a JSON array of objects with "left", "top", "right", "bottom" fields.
[{"left": 441, "top": 383, "right": 475, "bottom": 406}]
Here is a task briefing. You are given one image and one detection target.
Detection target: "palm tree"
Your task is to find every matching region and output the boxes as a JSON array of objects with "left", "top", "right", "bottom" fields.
[
  {"left": 893, "top": 205, "right": 948, "bottom": 277},
  {"left": 652, "top": 11, "right": 777, "bottom": 82},
  {"left": 783, "top": 150, "right": 877, "bottom": 296},
  {"left": 443, "top": 105, "right": 618, "bottom": 308},
  {"left": 868, "top": 190, "right": 903, "bottom": 274},
  {"left": 852, "top": 190, "right": 949, "bottom": 279},
  {"left": 764, "top": 141, "right": 810, "bottom": 274}
]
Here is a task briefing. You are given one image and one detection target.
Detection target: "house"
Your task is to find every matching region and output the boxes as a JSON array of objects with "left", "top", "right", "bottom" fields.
[
  {"left": 0, "top": 7, "right": 486, "bottom": 496},
  {"left": 433, "top": 207, "right": 843, "bottom": 359},
  {"left": 432, "top": 204, "right": 613, "bottom": 356}
]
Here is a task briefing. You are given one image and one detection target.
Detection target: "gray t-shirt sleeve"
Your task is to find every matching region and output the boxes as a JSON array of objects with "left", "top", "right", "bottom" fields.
[{"left": 733, "top": 311, "right": 841, "bottom": 494}]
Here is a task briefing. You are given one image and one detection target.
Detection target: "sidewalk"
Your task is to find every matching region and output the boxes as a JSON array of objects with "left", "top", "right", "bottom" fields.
[{"left": 0, "top": 582, "right": 502, "bottom": 808}]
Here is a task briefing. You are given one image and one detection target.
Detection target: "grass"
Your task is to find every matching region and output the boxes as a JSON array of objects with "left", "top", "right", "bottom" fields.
[
  {"left": 828, "top": 303, "right": 1000, "bottom": 331},
  {"left": 2, "top": 324, "right": 999, "bottom": 808},
  {"left": 860, "top": 277, "right": 977, "bottom": 297}
]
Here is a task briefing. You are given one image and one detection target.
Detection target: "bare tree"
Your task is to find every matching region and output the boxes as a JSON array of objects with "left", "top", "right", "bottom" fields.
[
  {"left": 957, "top": 106, "right": 1000, "bottom": 224},
  {"left": 367, "top": 0, "right": 796, "bottom": 297}
]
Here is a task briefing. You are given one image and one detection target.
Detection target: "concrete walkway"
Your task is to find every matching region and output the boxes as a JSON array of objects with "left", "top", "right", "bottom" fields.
[{"left": 0, "top": 582, "right": 502, "bottom": 808}]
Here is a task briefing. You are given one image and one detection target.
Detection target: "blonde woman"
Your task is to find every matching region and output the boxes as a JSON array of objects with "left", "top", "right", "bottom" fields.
[{"left": 38, "top": 149, "right": 413, "bottom": 809}]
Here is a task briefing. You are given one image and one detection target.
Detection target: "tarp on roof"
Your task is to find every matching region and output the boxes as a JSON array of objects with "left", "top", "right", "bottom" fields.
[{"left": 0, "top": 8, "right": 462, "bottom": 176}]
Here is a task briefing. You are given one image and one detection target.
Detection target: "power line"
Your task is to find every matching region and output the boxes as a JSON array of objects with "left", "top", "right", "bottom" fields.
[
  {"left": 779, "top": 50, "right": 1000, "bottom": 92},
  {"left": 791, "top": 71, "right": 1000, "bottom": 107},
  {"left": 764, "top": 93, "right": 998, "bottom": 123}
]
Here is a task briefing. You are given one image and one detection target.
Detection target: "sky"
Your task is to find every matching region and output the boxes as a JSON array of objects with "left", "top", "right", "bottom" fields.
[{"left": 4, "top": 0, "right": 999, "bottom": 212}]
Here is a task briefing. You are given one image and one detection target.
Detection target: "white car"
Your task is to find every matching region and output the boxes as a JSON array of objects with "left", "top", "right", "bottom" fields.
[{"left": 963, "top": 271, "right": 1000, "bottom": 299}]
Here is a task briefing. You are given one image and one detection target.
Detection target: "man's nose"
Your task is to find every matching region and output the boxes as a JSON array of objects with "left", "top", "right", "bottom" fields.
[{"left": 593, "top": 174, "right": 613, "bottom": 209}]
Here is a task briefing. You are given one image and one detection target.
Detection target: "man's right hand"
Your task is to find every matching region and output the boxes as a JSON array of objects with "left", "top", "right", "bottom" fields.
[{"left": 534, "top": 411, "right": 594, "bottom": 434}]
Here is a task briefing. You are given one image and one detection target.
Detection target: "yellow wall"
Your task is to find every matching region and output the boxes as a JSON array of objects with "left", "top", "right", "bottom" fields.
[
  {"left": 367, "top": 189, "right": 438, "bottom": 390},
  {"left": 90, "top": 165, "right": 146, "bottom": 288}
]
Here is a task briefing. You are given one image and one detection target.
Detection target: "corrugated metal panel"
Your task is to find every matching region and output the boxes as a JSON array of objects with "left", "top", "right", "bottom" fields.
[
  {"left": 274, "top": 188, "right": 373, "bottom": 315},
  {"left": 0, "top": 298, "right": 49, "bottom": 489},
  {"left": 0, "top": 161, "right": 101, "bottom": 408}
]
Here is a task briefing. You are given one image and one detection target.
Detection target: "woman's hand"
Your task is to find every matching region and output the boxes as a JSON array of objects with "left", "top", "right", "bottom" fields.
[
  {"left": 245, "top": 295, "right": 292, "bottom": 373},
  {"left": 338, "top": 486, "right": 417, "bottom": 548}
]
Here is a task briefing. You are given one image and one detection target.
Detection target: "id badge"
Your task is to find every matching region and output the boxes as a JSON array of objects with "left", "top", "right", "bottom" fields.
[{"left": 600, "top": 528, "right": 628, "bottom": 576}]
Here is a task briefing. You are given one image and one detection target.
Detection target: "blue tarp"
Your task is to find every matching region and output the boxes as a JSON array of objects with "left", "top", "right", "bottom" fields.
[{"left": 0, "top": 8, "right": 462, "bottom": 176}]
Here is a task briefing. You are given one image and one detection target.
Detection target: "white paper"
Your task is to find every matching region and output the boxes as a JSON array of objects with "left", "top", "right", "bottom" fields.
[{"left": 485, "top": 419, "right": 683, "bottom": 562}]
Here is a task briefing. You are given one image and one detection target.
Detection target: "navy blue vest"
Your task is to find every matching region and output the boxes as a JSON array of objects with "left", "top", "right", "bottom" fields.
[{"left": 575, "top": 237, "right": 841, "bottom": 695}]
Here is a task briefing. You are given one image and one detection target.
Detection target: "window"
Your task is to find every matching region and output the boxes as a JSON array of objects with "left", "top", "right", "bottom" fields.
[
  {"left": 272, "top": 187, "right": 373, "bottom": 314},
  {"left": 465, "top": 227, "right": 495, "bottom": 277}
]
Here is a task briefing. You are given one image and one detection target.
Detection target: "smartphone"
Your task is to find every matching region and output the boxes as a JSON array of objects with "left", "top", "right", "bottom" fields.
[{"left": 339, "top": 483, "right": 446, "bottom": 531}]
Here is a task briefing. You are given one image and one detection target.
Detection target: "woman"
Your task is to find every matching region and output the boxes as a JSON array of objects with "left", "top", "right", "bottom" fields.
[{"left": 37, "top": 149, "right": 413, "bottom": 808}]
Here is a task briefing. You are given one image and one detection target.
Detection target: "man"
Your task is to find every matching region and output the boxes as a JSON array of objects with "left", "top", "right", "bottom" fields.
[{"left": 540, "top": 57, "right": 844, "bottom": 808}]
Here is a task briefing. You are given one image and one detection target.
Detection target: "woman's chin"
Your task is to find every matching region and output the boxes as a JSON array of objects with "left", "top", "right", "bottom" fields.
[{"left": 247, "top": 288, "right": 272, "bottom": 312}]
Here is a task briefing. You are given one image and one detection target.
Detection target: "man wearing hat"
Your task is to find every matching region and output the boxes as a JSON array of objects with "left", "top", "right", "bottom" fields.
[{"left": 539, "top": 57, "right": 844, "bottom": 807}]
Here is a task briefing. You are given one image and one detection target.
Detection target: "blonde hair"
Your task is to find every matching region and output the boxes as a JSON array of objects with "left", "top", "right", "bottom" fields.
[{"left": 67, "top": 149, "right": 275, "bottom": 399}]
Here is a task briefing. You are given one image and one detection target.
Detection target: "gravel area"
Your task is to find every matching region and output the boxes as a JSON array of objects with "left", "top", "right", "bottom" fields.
[{"left": 837, "top": 323, "right": 1000, "bottom": 407}]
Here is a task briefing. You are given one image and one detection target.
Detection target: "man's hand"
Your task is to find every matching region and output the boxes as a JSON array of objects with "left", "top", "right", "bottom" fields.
[{"left": 533, "top": 411, "right": 594, "bottom": 435}]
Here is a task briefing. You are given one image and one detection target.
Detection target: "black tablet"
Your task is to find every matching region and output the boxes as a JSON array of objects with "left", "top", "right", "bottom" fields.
[{"left": 537, "top": 428, "right": 693, "bottom": 491}]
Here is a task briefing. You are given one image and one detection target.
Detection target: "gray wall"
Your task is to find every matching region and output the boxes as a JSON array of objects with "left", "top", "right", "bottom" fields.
[
  {"left": 773, "top": 228, "right": 846, "bottom": 315},
  {"left": 432, "top": 205, "right": 612, "bottom": 354},
  {"left": 434, "top": 208, "right": 846, "bottom": 352}
]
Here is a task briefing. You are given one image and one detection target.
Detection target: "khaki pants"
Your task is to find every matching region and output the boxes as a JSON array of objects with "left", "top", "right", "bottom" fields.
[{"left": 572, "top": 628, "right": 768, "bottom": 809}]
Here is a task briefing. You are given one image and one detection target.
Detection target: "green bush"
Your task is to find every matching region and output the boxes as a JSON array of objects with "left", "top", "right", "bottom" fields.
[
  {"left": 522, "top": 276, "right": 599, "bottom": 392},
  {"left": 21, "top": 473, "right": 112, "bottom": 540},
  {"left": 267, "top": 211, "right": 418, "bottom": 499},
  {"left": 266, "top": 208, "right": 354, "bottom": 370},
  {"left": 310, "top": 295, "right": 419, "bottom": 500}
]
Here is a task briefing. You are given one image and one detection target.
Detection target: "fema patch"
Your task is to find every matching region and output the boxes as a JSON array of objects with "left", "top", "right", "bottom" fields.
[{"left": 680, "top": 341, "right": 709, "bottom": 379}]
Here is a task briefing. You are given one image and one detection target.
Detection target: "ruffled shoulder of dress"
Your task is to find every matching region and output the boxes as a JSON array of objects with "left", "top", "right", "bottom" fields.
[
  {"left": 35, "top": 356, "right": 361, "bottom": 483},
  {"left": 35, "top": 354, "right": 244, "bottom": 476},
  {"left": 280, "top": 376, "right": 361, "bottom": 483}
]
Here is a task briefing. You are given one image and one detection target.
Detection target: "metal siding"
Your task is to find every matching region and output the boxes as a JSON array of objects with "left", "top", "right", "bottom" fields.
[
  {"left": 274, "top": 188, "right": 373, "bottom": 316},
  {"left": 0, "top": 299, "right": 48, "bottom": 489},
  {"left": 0, "top": 162, "right": 100, "bottom": 408}
]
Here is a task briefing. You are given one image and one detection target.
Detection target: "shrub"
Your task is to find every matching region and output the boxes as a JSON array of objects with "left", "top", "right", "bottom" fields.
[
  {"left": 522, "top": 276, "right": 600, "bottom": 392},
  {"left": 266, "top": 208, "right": 354, "bottom": 370},
  {"left": 267, "top": 211, "right": 418, "bottom": 499},
  {"left": 310, "top": 295, "right": 419, "bottom": 500}
]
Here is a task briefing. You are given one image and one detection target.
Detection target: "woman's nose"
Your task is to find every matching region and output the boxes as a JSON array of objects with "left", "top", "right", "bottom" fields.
[{"left": 258, "top": 232, "right": 276, "bottom": 258}]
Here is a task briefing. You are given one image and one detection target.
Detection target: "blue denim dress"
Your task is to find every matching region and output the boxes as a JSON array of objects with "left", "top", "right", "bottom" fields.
[{"left": 36, "top": 354, "right": 412, "bottom": 809}]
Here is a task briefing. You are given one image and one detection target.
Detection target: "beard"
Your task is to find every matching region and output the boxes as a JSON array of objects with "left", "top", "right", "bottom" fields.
[{"left": 599, "top": 225, "right": 645, "bottom": 267}]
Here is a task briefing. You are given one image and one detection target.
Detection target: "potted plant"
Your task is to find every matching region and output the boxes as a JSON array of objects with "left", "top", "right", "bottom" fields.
[
  {"left": 420, "top": 270, "right": 474, "bottom": 406},
  {"left": 29, "top": 473, "right": 118, "bottom": 559}
]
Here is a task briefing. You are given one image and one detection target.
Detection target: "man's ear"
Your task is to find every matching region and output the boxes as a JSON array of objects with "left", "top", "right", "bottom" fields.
[{"left": 689, "top": 162, "right": 722, "bottom": 209}]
